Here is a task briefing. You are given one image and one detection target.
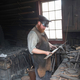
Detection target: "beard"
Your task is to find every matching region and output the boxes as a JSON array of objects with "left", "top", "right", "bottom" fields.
[
  {"left": 38, "top": 27, "right": 44, "bottom": 33},
  {"left": 37, "top": 24, "right": 45, "bottom": 33}
]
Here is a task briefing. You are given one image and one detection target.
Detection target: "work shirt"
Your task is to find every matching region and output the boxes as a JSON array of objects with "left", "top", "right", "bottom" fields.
[{"left": 27, "top": 27, "right": 46, "bottom": 54}]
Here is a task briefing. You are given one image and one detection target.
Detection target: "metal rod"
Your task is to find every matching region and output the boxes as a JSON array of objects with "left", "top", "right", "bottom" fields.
[
  {"left": 44, "top": 48, "right": 58, "bottom": 59},
  {"left": 44, "top": 41, "right": 67, "bottom": 59}
]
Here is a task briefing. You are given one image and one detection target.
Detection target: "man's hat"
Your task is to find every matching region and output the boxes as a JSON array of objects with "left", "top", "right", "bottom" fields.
[{"left": 38, "top": 15, "right": 51, "bottom": 27}]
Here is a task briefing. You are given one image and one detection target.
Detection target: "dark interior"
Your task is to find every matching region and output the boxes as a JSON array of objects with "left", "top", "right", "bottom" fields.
[{"left": 0, "top": 0, "right": 80, "bottom": 80}]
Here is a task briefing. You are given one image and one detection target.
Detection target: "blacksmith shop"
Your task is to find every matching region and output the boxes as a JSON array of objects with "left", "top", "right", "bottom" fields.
[{"left": 0, "top": 0, "right": 80, "bottom": 80}]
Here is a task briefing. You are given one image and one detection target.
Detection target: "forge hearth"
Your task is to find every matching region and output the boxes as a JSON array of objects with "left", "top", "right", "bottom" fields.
[{"left": 0, "top": 47, "right": 33, "bottom": 80}]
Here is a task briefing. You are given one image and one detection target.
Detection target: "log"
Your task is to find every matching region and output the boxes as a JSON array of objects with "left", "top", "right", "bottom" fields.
[{"left": 60, "top": 74, "right": 80, "bottom": 80}]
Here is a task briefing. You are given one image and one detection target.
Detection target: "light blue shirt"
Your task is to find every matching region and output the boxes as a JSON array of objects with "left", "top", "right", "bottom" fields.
[
  {"left": 27, "top": 30, "right": 39, "bottom": 54},
  {"left": 27, "top": 29, "right": 46, "bottom": 54}
]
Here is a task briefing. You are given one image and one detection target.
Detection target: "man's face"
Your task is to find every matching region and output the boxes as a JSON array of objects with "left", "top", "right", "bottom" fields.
[{"left": 38, "top": 21, "right": 46, "bottom": 33}]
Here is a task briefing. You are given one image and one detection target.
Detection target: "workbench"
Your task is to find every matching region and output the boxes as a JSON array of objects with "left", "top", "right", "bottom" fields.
[{"left": 50, "top": 58, "right": 80, "bottom": 80}]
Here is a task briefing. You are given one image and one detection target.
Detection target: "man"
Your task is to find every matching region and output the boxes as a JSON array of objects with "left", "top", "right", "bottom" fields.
[{"left": 27, "top": 15, "right": 56, "bottom": 80}]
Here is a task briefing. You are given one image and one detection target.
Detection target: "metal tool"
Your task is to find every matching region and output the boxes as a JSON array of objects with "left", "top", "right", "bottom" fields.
[{"left": 44, "top": 41, "right": 67, "bottom": 59}]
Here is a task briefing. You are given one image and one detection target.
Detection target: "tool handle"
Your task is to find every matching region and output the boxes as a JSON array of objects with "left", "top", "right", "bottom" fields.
[
  {"left": 44, "top": 48, "right": 59, "bottom": 59},
  {"left": 44, "top": 41, "right": 67, "bottom": 59}
]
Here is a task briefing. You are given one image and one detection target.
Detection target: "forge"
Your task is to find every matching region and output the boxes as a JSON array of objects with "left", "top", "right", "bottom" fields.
[{"left": 0, "top": 47, "right": 33, "bottom": 80}]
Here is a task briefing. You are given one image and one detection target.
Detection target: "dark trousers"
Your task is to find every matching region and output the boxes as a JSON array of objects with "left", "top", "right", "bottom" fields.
[
  {"left": 35, "top": 67, "right": 51, "bottom": 80},
  {"left": 31, "top": 55, "right": 52, "bottom": 80}
]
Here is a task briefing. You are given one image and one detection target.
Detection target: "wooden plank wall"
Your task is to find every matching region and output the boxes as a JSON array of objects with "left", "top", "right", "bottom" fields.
[
  {"left": 0, "top": 0, "right": 39, "bottom": 47},
  {"left": 63, "top": 0, "right": 80, "bottom": 32}
]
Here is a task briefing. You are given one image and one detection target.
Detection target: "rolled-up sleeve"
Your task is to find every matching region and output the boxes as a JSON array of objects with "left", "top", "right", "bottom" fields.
[{"left": 27, "top": 31, "right": 39, "bottom": 54}]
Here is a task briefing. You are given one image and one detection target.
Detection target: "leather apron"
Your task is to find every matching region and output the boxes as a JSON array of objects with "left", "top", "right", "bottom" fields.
[{"left": 32, "top": 27, "right": 51, "bottom": 77}]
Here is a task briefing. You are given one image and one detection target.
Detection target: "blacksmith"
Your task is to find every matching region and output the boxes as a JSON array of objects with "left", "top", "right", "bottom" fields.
[{"left": 27, "top": 15, "right": 57, "bottom": 80}]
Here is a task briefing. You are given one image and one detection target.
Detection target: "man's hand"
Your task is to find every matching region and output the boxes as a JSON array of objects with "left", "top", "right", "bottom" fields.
[
  {"left": 51, "top": 45, "right": 57, "bottom": 50},
  {"left": 49, "top": 42, "right": 57, "bottom": 50},
  {"left": 46, "top": 51, "right": 52, "bottom": 56}
]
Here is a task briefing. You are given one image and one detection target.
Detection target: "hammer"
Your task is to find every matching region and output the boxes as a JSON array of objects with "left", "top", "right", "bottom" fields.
[{"left": 44, "top": 41, "right": 67, "bottom": 59}]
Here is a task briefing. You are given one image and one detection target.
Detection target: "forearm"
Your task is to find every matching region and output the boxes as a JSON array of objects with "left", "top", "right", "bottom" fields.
[
  {"left": 32, "top": 48, "right": 50, "bottom": 55},
  {"left": 48, "top": 42, "right": 53, "bottom": 48}
]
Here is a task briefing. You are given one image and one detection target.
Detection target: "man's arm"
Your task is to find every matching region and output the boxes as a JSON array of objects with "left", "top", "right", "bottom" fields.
[
  {"left": 32, "top": 48, "right": 51, "bottom": 56},
  {"left": 27, "top": 31, "right": 51, "bottom": 55}
]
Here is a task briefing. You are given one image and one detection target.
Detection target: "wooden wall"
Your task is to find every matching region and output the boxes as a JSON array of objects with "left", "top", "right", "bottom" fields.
[
  {"left": 0, "top": 0, "right": 80, "bottom": 47},
  {"left": 62, "top": 0, "right": 80, "bottom": 46},
  {"left": 63, "top": 0, "right": 80, "bottom": 32},
  {"left": 0, "top": 0, "right": 39, "bottom": 47}
]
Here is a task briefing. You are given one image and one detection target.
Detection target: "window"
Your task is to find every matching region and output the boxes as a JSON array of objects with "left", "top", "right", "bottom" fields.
[{"left": 41, "top": 0, "right": 62, "bottom": 40}]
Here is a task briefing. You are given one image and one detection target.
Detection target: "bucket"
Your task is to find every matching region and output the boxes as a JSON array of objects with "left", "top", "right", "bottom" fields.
[
  {"left": 21, "top": 75, "right": 30, "bottom": 80},
  {"left": 28, "top": 69, "right": 36, "bottom": 80}
]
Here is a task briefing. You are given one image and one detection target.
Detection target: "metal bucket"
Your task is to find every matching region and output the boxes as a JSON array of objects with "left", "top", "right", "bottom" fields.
[
  {"left": 28, "top": 69, "right": 36, "bottom": 80},
  {"left": 21, "top": 75, "right": 30, "bottom": 80}
]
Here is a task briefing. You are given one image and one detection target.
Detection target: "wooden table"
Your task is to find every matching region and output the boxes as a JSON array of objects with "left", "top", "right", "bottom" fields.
[{"left": 50, "top": 58, "right": 80, "bottom": 80}]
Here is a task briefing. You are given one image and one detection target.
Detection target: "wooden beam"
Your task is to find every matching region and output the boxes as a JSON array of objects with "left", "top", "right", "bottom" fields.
[
  {"left": 0, "top": 11, "right": 35, "bottom": 17},
  {"left": 1, "top": 18, "right": 38, "bottom": 21},
  {"left": 0, "top": 6, "right": 31, "bottom": 12},
  {"left": 1, "top": 24, "right": 36, "bottom": 26},
  {"left": 0, "top": 0, "right": 38, "bottom": 7},
  {"left": 19, "top": 11, "right": 35, "bottom": 14}
]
